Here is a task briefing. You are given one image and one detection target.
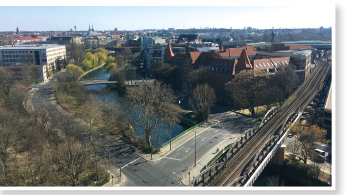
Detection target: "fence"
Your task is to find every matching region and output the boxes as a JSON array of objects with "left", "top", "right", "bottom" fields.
[
  {"left": 206, "top": 143, "right": 233, "bottom": 167},
  {"left": 160, "top": 120, "right": 207, "bottom": 150}
]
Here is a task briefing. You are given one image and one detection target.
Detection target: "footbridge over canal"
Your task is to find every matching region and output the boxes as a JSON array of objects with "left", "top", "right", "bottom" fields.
[{"left": 79, "top": 79, "right": 155, "bottom": 86}]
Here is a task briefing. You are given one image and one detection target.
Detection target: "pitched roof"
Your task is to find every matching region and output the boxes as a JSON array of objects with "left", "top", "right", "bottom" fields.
[
  {"left": 289, "top": 44, "right": 314, "bottom": 50},
  {"left": 13, "top": 37, "right": 42, "bottom": 40},
  {"left": 252, "top": 59, "right": 275, "bottom": 72},
  {"left": 269, "top": 57, "right": 291, "bottom": 68},
  {"left": 205, "top": 58, "right": 237, "bottom": 76},
  {"left": 189, "top": 51, "right": 203, "bottom": 64},
  {"left": 235, "top": 49, "right": 252, "bottom": 68},
  {"left": 193, "top": 51, "right": 211, "bottom": 64},
  {"left": 164, "top": 43, "right": 174, "bottom": 57},
  {"left": 215, "top": 46, "right": 256, "bottom": 58}
]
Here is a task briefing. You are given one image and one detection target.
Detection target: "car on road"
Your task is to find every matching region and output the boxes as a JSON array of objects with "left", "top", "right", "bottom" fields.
[{"left": 312, "top": 149, "right": 327, "bottom": 163}]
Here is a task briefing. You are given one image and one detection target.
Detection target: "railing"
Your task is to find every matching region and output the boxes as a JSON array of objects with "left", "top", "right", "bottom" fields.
[
  {"left": 160, "top": 120, "right": 206, "bottom": 150},
  {"left": 206, "top": 143, "right": 233, "bottom": 167}
]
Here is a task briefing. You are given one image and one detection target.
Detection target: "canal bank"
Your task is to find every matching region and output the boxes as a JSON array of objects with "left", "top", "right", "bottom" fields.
[{"left": 82, "top": 65, "right": 194, "bottom": 149}]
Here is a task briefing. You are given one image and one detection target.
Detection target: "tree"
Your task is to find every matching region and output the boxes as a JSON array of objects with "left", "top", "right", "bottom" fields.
[
  {"left": 81, "top": 59, "right": 92, "bottom": 71},
  {"left": 20, "top": 53, "right": 35, "bottom": 65},
  {"left": 225, "top": 70, "right": 266, "bottom": 116},
  {"left": 126, "top": 81, "right": 180, "bottom": 146},
  {"left": 267, "top": 175, "right": 284, "bottom": 186},
  {"left": 45, "top": 65, "right": 53, "bottom": 79},
  {"left": 188, "top": 83, "right": 216, "bottom": 122},
  {"left": 115, "top": 55, "right": 126, "bottom": 68},
  {"left": 289, "top": 121, "right": 328, "bottom": 164},
  {"left": 6, "top": 85, "right": 30, "bottom": 115},
  {"left": 20, "top": 65, "right": 42, "bottom": 86},
  {"left": 0, "top": 67, "right": 13, "bottom": 96},
  {"left": 151, "top": 63, "right": 182, "bottom": 90},
  {"left": 105, "top": 55, "right": 115, "bottom": 66},
  {"left": 271, "top": 65, "right": 299, "bottom": 103},
  {"left": 56, "top": 137, "right": 91, "bottom": 186},
  {"left": 84, "top": 52, "right": 98, "bottom": 69},
  {"left": 188, "top": 66, "right": 209, "bottom": 87},
  {"left": 109, "top": 68, "right": 126, "bottom": 87},
  {"left": 65, "top": 64, "right": 84, "bottom": 82},
  {"left": 70, "top": 42, "right": 85, "bottom": 65},
  {"left": 119, "top": 48, "right": 133, "bottom": 61},
  {"left": 78, "top": 95, "right": 102, "bottom": 143},
  {"left": 95, "top": 52, "right": 107, "bottom": 66},
  {"left": 0, "top": 112, "right": 19, "bottom": 180}
]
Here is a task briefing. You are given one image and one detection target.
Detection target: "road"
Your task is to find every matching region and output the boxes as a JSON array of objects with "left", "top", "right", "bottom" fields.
[
  {"left": 29, "top": 70, "right": 259, "bottom": 187},
  {"left": 121, "top": 111, "right": 258, "bottom": 186}
]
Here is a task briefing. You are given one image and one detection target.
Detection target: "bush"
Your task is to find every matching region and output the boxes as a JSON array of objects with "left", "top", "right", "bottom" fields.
[{"left": 139, "top": 144, "right": 160, "bottom": 154}]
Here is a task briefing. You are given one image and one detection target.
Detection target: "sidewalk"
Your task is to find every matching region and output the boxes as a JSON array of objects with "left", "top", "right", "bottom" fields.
[
  {"left": 180, "top": 135, "right": 237, "bottom": 186},
  {"left": 101, "top": 167, "right": 125, "bottom": 187},
  {"left": 135, "top": 122, "right": 214, "bottom": 162}
]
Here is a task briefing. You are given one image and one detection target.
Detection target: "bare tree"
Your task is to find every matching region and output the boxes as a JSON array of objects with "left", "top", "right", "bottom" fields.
[
  {"left": 267, "top": 175, "right": 284, "bottom": 186},
  {"left": 20, "top": 54, "right": 35, "bottom": 66},
  {"left": 20, "top": 65, "right": 43, "bottom": 86},
  {"left": 0, "top": 67, "right": 14, "bottom": 96},
  {"left": 188, "top": 66, "right": 209, "bottom": 87},
  {"left": 188, "top": 83, "right": 216, "bottom": 122},
  {"left": 126, "top": 81, "right": 180, "bottom": 146},
  {"left": 0, "top": 112, "right": 19, "bottom": 181},
  {"left": 225, "top": 70, "right": 267, "bottom": 116},
  {"left": 56, "top": 137, "right": 91, "bottom": 186}
]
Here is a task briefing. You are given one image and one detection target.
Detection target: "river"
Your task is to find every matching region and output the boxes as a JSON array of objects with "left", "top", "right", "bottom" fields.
[{"left": 82, "top": 66, "right": 187, "bottom": 148}]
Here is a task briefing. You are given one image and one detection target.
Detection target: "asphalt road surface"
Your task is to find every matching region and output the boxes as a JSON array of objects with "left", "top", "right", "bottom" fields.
[{"left": 121, "top": 111, "right": 258, "bottom": 186}]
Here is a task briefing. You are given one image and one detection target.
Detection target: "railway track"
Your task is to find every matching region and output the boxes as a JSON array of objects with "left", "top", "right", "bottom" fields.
[{"left": 207, "top": 62, "right": 331, "bottom": 186}]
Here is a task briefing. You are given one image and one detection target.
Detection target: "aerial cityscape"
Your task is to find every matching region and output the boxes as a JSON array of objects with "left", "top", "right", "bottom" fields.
[{"left": 0, "top": 5, "right": 333, "bottom": 189}]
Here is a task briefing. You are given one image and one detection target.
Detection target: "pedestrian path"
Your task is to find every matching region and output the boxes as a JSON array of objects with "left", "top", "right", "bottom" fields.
[
  {"left": 180, "top": 135, "right": 238, "bottom": 186},
  {"left": 135, "top": 119, "right": 222, "bottom": 162}
]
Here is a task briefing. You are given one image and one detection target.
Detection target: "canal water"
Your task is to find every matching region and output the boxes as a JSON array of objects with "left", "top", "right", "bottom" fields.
[{"left": 83, "top": 66, "right": 187, "bottom": 148}]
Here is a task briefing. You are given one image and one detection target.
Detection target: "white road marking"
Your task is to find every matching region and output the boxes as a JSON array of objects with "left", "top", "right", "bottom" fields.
[
  {"left": 163, "top": 157, "right": 181, "bottom": 161},
  {"left": 185, "top": 148, "right": 190, "bottom": 153},
  {"left": 121, "top": 157, "right": 141, "bottom": 169}
]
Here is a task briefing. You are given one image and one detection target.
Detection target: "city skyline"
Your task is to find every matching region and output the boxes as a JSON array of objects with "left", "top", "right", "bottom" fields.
[{"left": 0, "top": 5, "right": 334, "bottom": 32}]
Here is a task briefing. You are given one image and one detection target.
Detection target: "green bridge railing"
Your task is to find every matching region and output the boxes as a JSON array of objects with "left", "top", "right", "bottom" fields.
[
  {"left": 206, "top": 143, "right": 233, "bottom": 167},
  {"left": 160, "top": 120, "right": 207, "bottom": 150}
]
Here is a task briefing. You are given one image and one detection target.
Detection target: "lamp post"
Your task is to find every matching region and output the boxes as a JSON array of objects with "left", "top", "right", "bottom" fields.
[
  {"left": 195, "top": 130, "right": 196, "bottom": 166},
  {"left": 119, "top": 163, "right": 122, "bottom": 179}
]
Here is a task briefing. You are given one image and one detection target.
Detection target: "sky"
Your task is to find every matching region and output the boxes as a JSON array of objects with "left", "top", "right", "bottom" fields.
[{"left": 0, "top": 1, "right": 335, "bottom": 32}]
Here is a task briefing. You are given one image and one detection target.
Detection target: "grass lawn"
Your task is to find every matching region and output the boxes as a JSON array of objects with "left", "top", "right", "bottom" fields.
[{"left": 234, "top": 103, "right": 281, "bottom": 117}]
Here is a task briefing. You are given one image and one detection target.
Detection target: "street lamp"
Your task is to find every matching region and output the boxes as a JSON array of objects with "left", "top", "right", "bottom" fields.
[
  {"left": 195, "top": 130, "right": 197, "bottom": 166},
  {"left": 119, "top": 163, "right": 122, "bottom": 179}
]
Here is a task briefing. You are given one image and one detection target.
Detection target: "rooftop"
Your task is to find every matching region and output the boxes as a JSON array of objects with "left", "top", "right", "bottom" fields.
[{"left": 0, "top": 44, "right": 65, "bottom": 50}]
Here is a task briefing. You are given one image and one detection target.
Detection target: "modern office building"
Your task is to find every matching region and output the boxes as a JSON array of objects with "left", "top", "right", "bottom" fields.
[{"left": 0, "top": 44, "right": 66, "bottom": 69}]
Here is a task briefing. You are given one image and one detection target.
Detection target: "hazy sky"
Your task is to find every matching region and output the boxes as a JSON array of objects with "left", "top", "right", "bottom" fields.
[{"left": 0, "top": 4, "right": 335, "bottom": 31}]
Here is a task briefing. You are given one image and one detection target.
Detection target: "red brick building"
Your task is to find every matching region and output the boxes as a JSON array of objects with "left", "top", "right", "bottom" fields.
[{"left": 166, "top": 45, "right": 295, "bottom": 102}]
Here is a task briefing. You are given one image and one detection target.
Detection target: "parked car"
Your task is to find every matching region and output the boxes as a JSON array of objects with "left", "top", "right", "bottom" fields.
[{"left": 312, "top": 149, "right": 327, "bottom": 163}]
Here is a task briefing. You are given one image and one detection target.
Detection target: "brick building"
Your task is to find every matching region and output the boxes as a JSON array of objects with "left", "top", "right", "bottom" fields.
[{"left": 166, "top": 44, "right": 299, "bottom": 103}]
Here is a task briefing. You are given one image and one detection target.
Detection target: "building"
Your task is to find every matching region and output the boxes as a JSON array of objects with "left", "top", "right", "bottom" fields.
[
  {"left": 256, "top": 49, "right": 314, "bottom": 83},
  {"left": 87, "top": 23, "right": 97, "bottom": 36},
  {"left": 49, "top": 37, "right": 77, "bottom": 45},
  {"left": 143, "top": 43, "right": 185, "bottom": 69},
  {"left": 84, "top": 38, "right": 98, "bottom": 49},
  {"left": 166, "top": 46, "right": 295, "bottom": 102},
  {"left": 177, "top": 34, "right": 201, "bottom": 43},
  {"left": 11, "top": 36, "right": 43, "bottom": 45},
  {"left": 0, "top": 44, "right": 66, "bottom": 70}
]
